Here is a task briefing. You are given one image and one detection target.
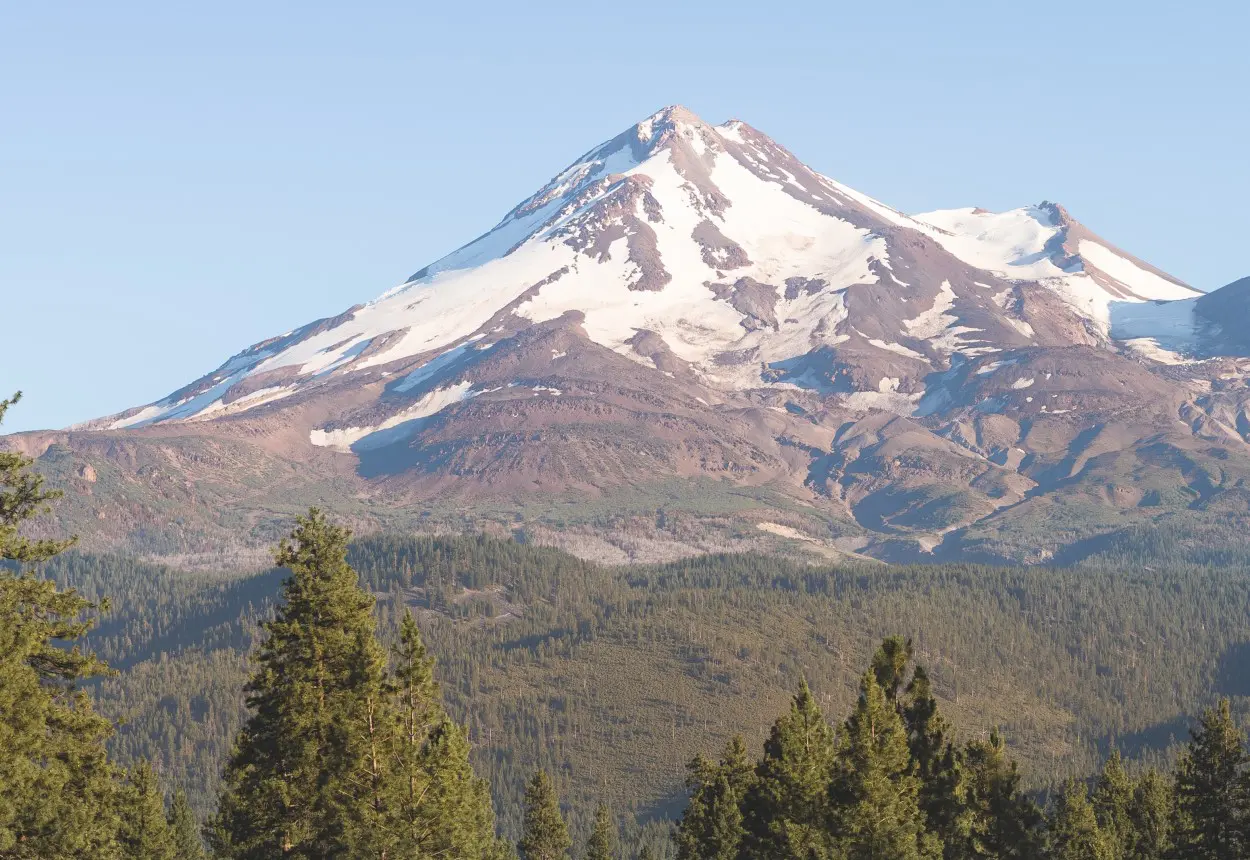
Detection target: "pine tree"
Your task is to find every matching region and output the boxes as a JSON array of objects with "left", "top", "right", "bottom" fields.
[
  {"left": 208, "top": 509, "right": 391, "bottom": 859},
  {"left": 1048, "top": 780, "right": 1113, "bottom": 860},
  {"left": 741, "top": 681, "right": 839, "bottom": 860},
  {"left": 871, "top": 636, "right": 913, "bottom": 702},
  {"left": 1126, "top": 770, "right": 1171, "bottom": 860},
  {"left": 901, "top": 664, "right": 964, "bottom": 849},
  {"left": 586, "top": 803, "right": 616, "bottom": 860},
  {"left": 0, "top": 392, "right": 76, "bottom": 564},
  {"left": 117, "top": 761, "right": 176, "bottom": 860},
  {"left": 166, "top": 789, "right": 207, "bottom": 860},
  {"left": 830, "top": 671, "right": 936, "bottom": 860},
  {"left": 518, "top": 771, "right": 571, "bottom": 860},
  {"left": 381, "top": 610, "right": 507, "bottom": 859},
  {"left": 1172, "top": 698, "right": 1246, "bottom": 860},
  {"left": 958, "top": 731, "right": 1044, "bottom": 860},
  {"left": 0, "top": 390, "right": 126, "bottom": 858},
  {"left": 1091, "top": 752, "right": 1133, "bottom": 859},
  {"left": 637, "top": 845, "right": 657, "bottom": 860},
  {"left": 418, "top": 719, "right": 509, "bottom": 859},
  {"left": 675, "top": 737, "right": 755, "bottom": 860}
]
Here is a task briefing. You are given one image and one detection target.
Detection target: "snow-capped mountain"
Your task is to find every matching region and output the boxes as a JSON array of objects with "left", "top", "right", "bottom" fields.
[
  {"left": 22, "top": 106, "right": 1250, "bottom": 563},
  {"left": 99, "top": 106, "right": 1208, "bottom": 432}
]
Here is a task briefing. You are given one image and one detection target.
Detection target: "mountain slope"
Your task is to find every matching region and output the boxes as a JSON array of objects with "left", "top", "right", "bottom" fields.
[{"left": 11, "top": 106, "right": 1250, "bottom": 562}]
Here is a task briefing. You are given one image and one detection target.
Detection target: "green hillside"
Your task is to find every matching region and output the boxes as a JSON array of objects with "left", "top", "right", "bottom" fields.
[{"left": 33, "top": 535, "right": 1250, "bottom": 844}]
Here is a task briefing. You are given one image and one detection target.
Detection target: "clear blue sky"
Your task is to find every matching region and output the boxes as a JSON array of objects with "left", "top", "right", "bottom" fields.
[{"left": 3, "top": 1, "right": 1247, "bottom": 432}]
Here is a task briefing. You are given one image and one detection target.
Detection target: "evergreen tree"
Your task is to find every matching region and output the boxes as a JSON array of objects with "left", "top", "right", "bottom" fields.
[
  {"left": 901, "top": 664, "right": 964, "bottom": 850},
  {"left": 381, "top": 608, "right": 444, "bottom": 854},
  {"left": 1172, "top": 698, "right": 1246, "bottom": 860},
  {"left": 0, "top": 392, "right": 76, "bottom": 564},
  {"left": 674, "top": 737, "right": 754, "bottom": 860},
  {"left": 1125, "top": 771, "right": 1171, "bottom": 860},
  {"left": 719, "top": 735, "right": 758, "bottom": 801},
  {"left": 1091, "top": 752, "right": 1133, "bottom": 859},
  {"left": 870, "top": 636, "right": 913, "bottom": 702},
  {"left": 0, "top": 391, "right": 126, "bottom": 858},
  {"left": 1047, "top": 780, "right": 1112, "bottom": 860},
  {"left": 416, "top": 719, "right": 509, "bottom": 860},
  {"left": 830, "top": 671, "right": 936, "bottom": 860},
  {"left": 586, "top": 804, "right": 616, "bottom": 860},
  {"left": 117, "top": 760, "right": 176, "bottom": 860},
  {"left": 518, "top": 771, "right": 571, "bottom": 860},
  {"left": 637, "top": 845, "right": 657, "bottom": 860},
  {"left": 742, "top": 681, "right": 839, "bottom": 860},
  {"left": 166, "top": 789, "right": 207, "bottom": 860},
  {"left": 957, "top": 731, "right": 1044, "bottom": 860},
  {"left": 381, "top": 610, "right": 507, "bottom": 859},
  {"left": 208, "top": 509, "right": 391, "bottom": 859}
]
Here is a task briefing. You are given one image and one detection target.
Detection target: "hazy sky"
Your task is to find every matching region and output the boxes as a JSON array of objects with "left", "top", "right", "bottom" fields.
[{"left": 3, "top": 1, "right": 1247, "bottom": 431}]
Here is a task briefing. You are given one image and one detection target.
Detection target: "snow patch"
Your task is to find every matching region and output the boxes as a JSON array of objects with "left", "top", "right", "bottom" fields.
[
  {"left": 310, "top": 382, "right": 477, "bottom": 452},
  {"left": 1078, "top": 241, "right": 1198, "bottom": 301}
]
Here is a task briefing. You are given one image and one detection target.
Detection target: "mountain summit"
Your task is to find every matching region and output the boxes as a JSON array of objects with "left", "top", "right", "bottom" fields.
[{"left": 19, "top": 106, "right": 1250, "bottom": 562}]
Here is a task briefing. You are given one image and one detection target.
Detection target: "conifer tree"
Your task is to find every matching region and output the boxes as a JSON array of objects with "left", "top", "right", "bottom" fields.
[
  {"left": 381, "top": 609, "right": 507, "bottom": 859},
  {"left": 1126, "top": 770, "right": 1171, "bottom": 860},
  {"left": 418, "top": 720, "right": 509, "bottom": 859},
  {"left": 166, "top": 789, "right": 207, "bottom": 860},
  {"left": 518, "top": 771, "right": 571, "bottom": 860},
  {"left": 1047, "top": 780, "right": 1113, "bottom": 860},
  {"left": 675, "top": 737, "right": 754, "bottom": 860},
  {"left": 1091, "top": 752, "right": 1133, "bottom": 859},
  {"left": 0, "top": 391, "right": 126, "bottom": 858},
  {"left": 830, "top": 671, "right": 936, "bottom": 860},
  {"left": 1172, "top": 698, "right": 1246, "bottom": 860},
  {"left": 586, "top": 803, "right": 616, "bottom": 860},
  {"left": 719, "top": 735, "right": 757, "bottom": 800},
  {"left": 208, "top": 509, "right": 391, "bottom": 859},
  {"left": 901, "top": 664, "right": 965, "bottom": 848},
  {"left": 741, "top": 681, "right": 839, "bottom": 860},
  {"left": 871, "top": 636, "right": 913, "bottom": 702},
  {"left": 0, "top": 393, "right": 76, "bottom": 564},
  {"left": 117, "top": 760, "right": 176, "bottom": 860},
  {"left": 637, "top": 845, "right": 657, "bottom": 860},
  {"left": 957, "top": 731, "right": 1044, "bottom": 860}
]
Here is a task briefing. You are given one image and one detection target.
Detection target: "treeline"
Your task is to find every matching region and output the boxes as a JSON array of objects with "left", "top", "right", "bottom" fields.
[
  {"left": 65, "top": 532, "right": 1250, "bottom": 830},
  {"left": 517, "top": 640, "right": 1250, "bottom": 860},
  {"left": 667, "top": 638, "right": 1250, "bottom": 860}
]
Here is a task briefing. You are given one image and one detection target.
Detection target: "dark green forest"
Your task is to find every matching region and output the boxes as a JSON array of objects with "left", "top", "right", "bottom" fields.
[
  {"left": 7, "top": 390, "right": 1250, "bottom": 858},
  {"left": 39, "top": 536, "right": 1250, "bottom": 838}
]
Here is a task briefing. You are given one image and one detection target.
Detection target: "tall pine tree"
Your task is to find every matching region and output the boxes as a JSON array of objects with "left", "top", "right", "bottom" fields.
[
  {"left": 675, "top": 737, "right": 755, "bottom": 860},
  {"left": 741, "top": 681, "right": 839, "bottom": 860},
  {"left": 1047, "top": 780, "right": 1113, "bottom": 860},
  {"left": 586, "top": 803, "right": 616, "bottom": 860},
  {"left": 380, "top": 610, "right": 507, "bottom": 860},
  {"left": 830, "top": 671, "right": 937, "bottom": 860},
  {"left": 166, "top": 789, "right": 207, "bottom": 860},
  {"left": 1126, "top": 770, "right": 1171, "bottom": 860},
  {"left": 1172, "top": 698, "right": 1246, "bottom": 860},
  {"left": 0, "top": 391, "right": 128, "bottom": 858},
  {"left": 1091, "top": 752, "right": 1133, "bottom": 859},
  {"left": 117, "top": 761, "right": 176, "bottom": 860},
  {"left": 208, "top": 509, "right": 392, "bottom": 859},
  {"left": 901, "top": 664, "right": 964, "bottom": 851},
  {"left": 518, "top": 771, "right": 571, "bottom": 860},
  {"left": 957, "top": 731, "right": 1043, "bottom": 860}
]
